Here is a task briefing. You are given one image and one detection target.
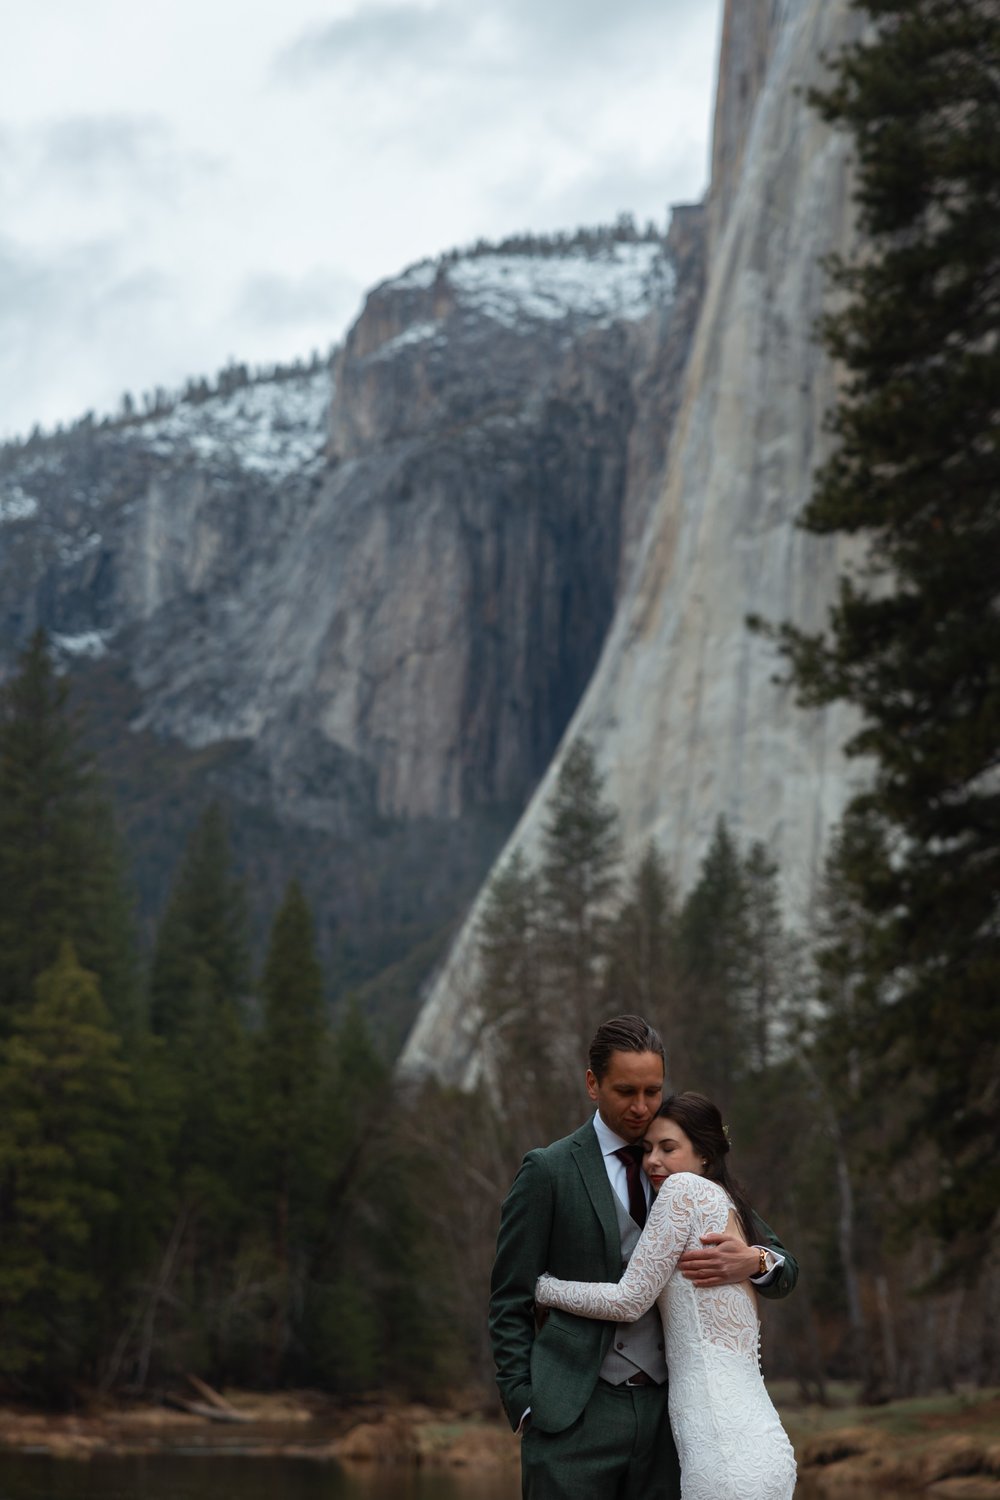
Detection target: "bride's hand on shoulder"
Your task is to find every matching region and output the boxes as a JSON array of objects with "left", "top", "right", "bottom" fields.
[{"left": 677, "top": 1232, "right": 759, "bottom": 1287}]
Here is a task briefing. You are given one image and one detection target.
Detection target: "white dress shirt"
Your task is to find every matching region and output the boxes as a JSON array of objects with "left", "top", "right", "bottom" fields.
[{"left": 592, "top": 1109, "right": 652, "bottom": 1215}]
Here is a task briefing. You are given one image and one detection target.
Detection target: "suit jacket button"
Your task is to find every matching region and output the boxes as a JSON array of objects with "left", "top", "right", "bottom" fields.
[{"left": 616, "top": 1341, "right": 624, "bottom": 1350}]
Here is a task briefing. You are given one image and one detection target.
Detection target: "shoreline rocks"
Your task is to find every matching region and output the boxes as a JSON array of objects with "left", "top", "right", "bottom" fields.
[{"left": 793, "top": 1405, "right": 1000, "bottom": 1499}]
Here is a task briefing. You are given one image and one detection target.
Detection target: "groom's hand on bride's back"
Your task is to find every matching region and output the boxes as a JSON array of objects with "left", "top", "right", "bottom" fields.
[{"left": 677, "top": 1233, "right": 760, "bottom": 1287}]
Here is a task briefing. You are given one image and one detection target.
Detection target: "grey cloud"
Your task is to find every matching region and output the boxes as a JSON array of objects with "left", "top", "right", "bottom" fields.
[
  {"left": 0, "top": 234, "right": 176, "bottom": 438},
  {"left": 2, "top": 113, "right": 221, "bottom": 210},
  {"left": 275, "top": 4, "right": 462, "bottom": 79},
  {"left": 41, "top": 115, "right": 167, "bottom": 171},
  {"left": 502, "top": 0, "right": 698, "bottom": 66},
  {"left": 275, "top": 0, "right": 706, "bottom": 84},
  {"left": 0, "top": 236, "right": 152, "bottom": 334},
  {"left": 508, "top": 0, "right": 688, "bottom": 35}
]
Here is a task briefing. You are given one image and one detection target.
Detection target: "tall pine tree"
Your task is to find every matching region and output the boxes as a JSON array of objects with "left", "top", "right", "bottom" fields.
[
  {"left": 0, "top": 630, "right": 138, "bottom": 1034},
  {"left": 742, "top": 842, "right": 798, "bottom": 1074},
  {"left": 150, "top": 801, "right": 249, "bottom": 1038},
  {"left": 675, "top": 820, "right": 752, "bottom": 1106},
  {"left": 148, "top": 800, "right": 251, "bottom": 1212},
  {"left": 147, "top": 804, "right": 252, "bottom": 1379},
  {"left": 252, "top": 879, "right": 328, "bottom": 1378},
  {"left": 475, "top": 851, "right": 552, "bottom": 1127},
  {"left": 303, "top": 1002, "right": 388, "bottom": 1393},
  {"left": 539, "top": 738, "right": 621, "bottom": 1059},
  {"left": 768, "top": 0, "right": 1000, "bottom": 1256},
  {"left": 604, "top": 843, "right": 677, "bottom": 1058},
  {"left": 0, "top": 943, "right": 133, "bottom": 1396}
]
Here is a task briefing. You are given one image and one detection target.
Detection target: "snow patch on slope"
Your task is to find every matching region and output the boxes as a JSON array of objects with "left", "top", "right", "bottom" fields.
[
  {"left": 385, "top": 242, "right": 675, "bottom": 332},
  {"left": 0, "top": 484, "right": 39, "bottom": 523},
  {"left": 448, "top": 243, "right": 673, "bottom": 328},
  {"left": 373, "top": 321, "right": 444, "bottom": 360},
  {"left": 52, "top": 630, "right": 111, "bottom": 659},
  {"left": 394, "top": 262, "right": 438, "bottom": 292},
  {"left": 139, "top": 369, "right": 332, "bottom": 478}
]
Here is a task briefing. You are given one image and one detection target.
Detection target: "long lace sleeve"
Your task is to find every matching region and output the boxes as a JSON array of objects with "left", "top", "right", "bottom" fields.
[{"left": 535, "top": 1172, "right": 718, "bottom": 1322}]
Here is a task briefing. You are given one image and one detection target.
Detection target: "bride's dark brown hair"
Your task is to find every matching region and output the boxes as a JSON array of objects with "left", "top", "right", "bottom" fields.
[{"left": 657, "top": 1092, "right": 758, "bottom": 1249}]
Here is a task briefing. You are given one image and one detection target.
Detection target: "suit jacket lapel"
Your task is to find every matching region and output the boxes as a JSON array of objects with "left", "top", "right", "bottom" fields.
[{"left": 571, "top": 1121, "right": 621, "bottom": 1277}]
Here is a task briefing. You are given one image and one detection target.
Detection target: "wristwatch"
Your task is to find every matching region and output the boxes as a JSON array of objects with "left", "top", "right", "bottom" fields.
[{"left": 757, "top": 1246, "right": 768, "bottom": 1277}]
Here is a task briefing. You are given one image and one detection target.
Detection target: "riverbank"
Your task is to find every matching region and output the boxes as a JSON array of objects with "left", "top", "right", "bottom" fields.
[
  {"left": 784, "top": 1387, "right": 1000, "bottom": 1499},
  {"left": 0, "top": 1385, "right": 996, "bottom": 1496},
  {"left": 0, "top": 1389, "right": 519, "bottom": 1467}
]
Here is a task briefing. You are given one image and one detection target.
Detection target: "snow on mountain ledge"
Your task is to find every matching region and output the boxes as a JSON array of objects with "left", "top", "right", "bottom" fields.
[
  {"left": 51, "top": 630, "right": 112, "bottom": 659},
  {"left": 372, "top": 321, "right": 444, "bottom": 361},
  {"left": 0, "top": 484, "right": 39, "bottom": 524},
  {"left": 394, "top": 243, "right": 675, "bottom": 330},
  {"left": 138, "top": 368, "right": 332, "bottom": 479}
]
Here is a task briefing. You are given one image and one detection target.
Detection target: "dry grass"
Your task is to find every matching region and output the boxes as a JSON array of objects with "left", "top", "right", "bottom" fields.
[{"left": 770, "top": 1381, "right": 1000, "bottom": 1446}]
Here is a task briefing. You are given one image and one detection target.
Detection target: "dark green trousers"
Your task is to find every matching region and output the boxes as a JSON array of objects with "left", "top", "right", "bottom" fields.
[{"left": 521, "top": 1380, "right": 679, "bottom": 1500}]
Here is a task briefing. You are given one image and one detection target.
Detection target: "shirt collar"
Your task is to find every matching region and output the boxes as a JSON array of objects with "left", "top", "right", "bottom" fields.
[{"left": 592, "top": 1109, "right": 630, "bottom": 1158}]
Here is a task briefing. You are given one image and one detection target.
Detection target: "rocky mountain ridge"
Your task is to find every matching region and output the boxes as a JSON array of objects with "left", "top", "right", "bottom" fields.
[{"left": 0, "top": 219, "right": 705, "bottom": 1016}]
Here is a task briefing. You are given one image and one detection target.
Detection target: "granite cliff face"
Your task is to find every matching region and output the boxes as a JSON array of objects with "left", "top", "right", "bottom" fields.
[
  {"left": 707, "top": 0, "right": 787, "bottom": 252},
  {"left": 0, "top": 228, "right": 700, "bottom": 828},
  {"left": 0, "top": 223, "right": 704, "bottom": 1010},
  {"left": 401, "top": 0, "right": 866, "bottom": 1083}
]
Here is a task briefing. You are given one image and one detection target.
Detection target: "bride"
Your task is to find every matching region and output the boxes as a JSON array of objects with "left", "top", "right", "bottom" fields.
[{"left": 535, "top": 1092, "right": 797, "bottom": 1500}]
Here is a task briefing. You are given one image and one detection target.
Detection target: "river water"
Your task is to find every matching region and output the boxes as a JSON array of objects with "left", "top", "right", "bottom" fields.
[
  {"left": 0, "top": 1453, "right": 521, "bottom": 1500},
  {"left": 0, "top": 1454, "right": 912, "bottom": 1500}
]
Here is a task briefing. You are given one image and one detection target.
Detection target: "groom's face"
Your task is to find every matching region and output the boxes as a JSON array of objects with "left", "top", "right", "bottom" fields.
[{"left": 586, "top": 1049, "right": 664, "bottom": 1143}]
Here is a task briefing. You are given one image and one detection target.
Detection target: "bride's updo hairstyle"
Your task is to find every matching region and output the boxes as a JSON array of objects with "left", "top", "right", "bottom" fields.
[{"left": 657, "top": 1092, "right": 758, "bottom": 1249}]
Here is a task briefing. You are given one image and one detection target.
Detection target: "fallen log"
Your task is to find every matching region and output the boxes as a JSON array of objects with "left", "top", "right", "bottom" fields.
[
  {"left": 184, "top": 1372, "right": 242, "bottom": 1416},
  {"left": 162, "top": 1392, "right": 251, "bottom": 1424}
]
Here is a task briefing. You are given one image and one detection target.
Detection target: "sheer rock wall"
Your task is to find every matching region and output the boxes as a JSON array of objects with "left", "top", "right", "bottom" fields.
[{"left": 401, "top": 0, "right": 866, "bottom": 1084}]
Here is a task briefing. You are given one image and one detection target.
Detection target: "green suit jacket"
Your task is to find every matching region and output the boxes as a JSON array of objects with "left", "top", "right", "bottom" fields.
[{"left": 488, "top": 1119, "right": 798, "bottom": 1433}]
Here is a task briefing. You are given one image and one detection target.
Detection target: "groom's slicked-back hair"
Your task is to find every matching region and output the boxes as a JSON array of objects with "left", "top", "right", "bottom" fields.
[{"left": 588, "top": 1014, "right": 665, "bottom": 1082}]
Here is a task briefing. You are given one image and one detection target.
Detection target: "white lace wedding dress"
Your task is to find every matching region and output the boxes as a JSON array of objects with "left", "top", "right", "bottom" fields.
[{"left": 536, "top": 1171, "right": 796, "bottom": 1500}]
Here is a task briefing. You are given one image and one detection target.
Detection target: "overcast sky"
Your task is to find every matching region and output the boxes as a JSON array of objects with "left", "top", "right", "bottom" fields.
[{"left": 1, "top": 0, "right": 722, "bottom": 441}]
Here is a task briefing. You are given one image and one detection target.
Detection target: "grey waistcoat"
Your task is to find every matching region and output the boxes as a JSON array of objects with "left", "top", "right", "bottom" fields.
[{"left": 598, "top": 1191, "right": 668, "bottom": 1385}]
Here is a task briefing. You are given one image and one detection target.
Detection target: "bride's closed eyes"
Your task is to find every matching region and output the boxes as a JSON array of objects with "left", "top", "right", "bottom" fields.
[{"left": 642, "top": 1118, "right": 704, "bottom": 1179}]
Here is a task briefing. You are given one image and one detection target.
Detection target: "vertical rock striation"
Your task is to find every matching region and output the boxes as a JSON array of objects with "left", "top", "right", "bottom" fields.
[
  {"left": 401, "top": 0, "right": 866, "bottom": 1084},
  {"left": 707, "top": 0, "right": 787, "bottom": 252}
]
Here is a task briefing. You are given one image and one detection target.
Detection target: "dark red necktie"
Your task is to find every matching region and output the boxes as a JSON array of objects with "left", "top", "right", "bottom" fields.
[{"left": 614, "top": 1146, "right": 647, "bottom": 1229}]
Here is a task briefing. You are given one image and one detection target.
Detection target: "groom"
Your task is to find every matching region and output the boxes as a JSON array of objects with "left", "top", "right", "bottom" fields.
[{"left": 489, "top": 1014, "right": 798, "bottom": 1500}]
